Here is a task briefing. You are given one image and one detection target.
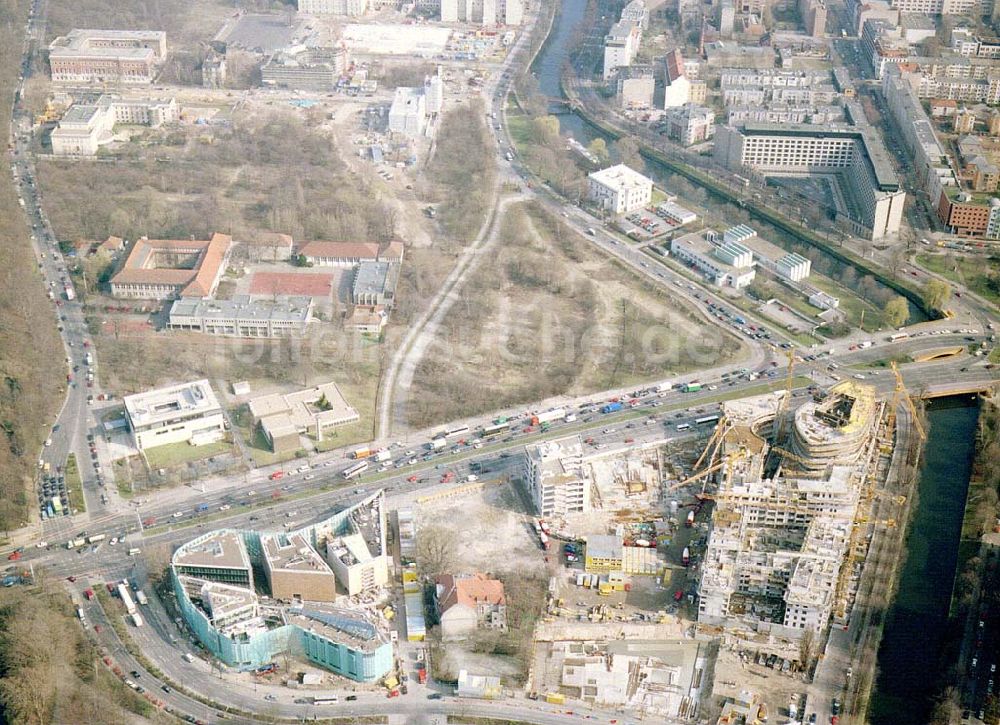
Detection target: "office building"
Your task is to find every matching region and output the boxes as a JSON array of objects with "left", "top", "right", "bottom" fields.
[
  {"left": 49, "top": 29, "right": 167, "bottom": 85},
  {"left": 713, "top": 123, "right": 905, "bottom": 240},
  {"left": 262, "top": 532, "right": 339, "bottom": 602},
  {"left": 799, "top": 0, "right": 827, "bottom": 38},
  {"left": 123, "top": 379, "right": 225, "bottom": 451},
  {"left": 261, "top": 46, "right": 350, "bottom": 90},
  {"left": 51, "top": 95, "right": 177, "bottom": 156},
  {"left": 388, "top": 86, "right": 427, "bottom": 138},
  {"left": 352, "top": 261, "right": 399, "bottom": 307},
  {"left": 435, "top": 573, "right": 507, "bottom": 639},
  {"left": 669, "top": 230, "right": 757, "bottom": 289},
  {"left": 587, "top": 164, "right": 653, "bottom": 214},
  {"left": 172, "top": 494, "right": 394, "bottom": 681},
  {"left": 166, "top": 295, "right": 313, "bottom": 338},
  {"left": 524, "top": 435, "right": 591, "bottom": 517},
  {"left": 110, "top": 233, "right": 232, "bottom": 299},
  {"left": 321, "top": 491, "right": 390, "bottom": 596},
  {"left": 248, "top": 382, "right": 360, "bottom": 453}
]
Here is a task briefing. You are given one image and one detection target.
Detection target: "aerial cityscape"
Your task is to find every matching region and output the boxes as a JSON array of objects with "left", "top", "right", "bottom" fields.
[{"left": 0, "top": 0, "right": 997, "bottom": 722}]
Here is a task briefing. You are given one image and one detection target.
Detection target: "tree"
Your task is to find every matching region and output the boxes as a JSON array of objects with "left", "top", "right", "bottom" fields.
[
  {"left": 587, "top": 138, "right": 610, "bottom": 165},
  {"left": 610, "top": 137, "right": 642, "bottom": 169},
  {"left": 923, "top": 279, "right": 951, "bottom": 311},
  {"left": 531, "top": 115, "right": 561, "bottom": 148},
  {"left": 884, "top": 296, "right": 909, "bottom": 327},
  {"left": 416, "top": 524, "right": 458, "bottom": 578}
]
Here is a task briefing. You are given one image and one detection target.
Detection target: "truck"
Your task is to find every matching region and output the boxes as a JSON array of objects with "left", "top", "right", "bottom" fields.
[
  {"left": 374, "top": 449, "right": 392, "bottom": 462},
  {"left": 531, "top": 408, "right": 566, "bottom": 426},
  {"left": 135, "top": 590, "right": 149, "bottom": 606},
  {"left": 858, "top": 340, "right": 873, "bottom": 349},
  {"left": 86, "top": 534, "right": 105, "bottom": 544},
  {"left": 682, "top": 547, "right": 690, "bottom": 566},
  {"left": 66, "top": 537, "right": 85, "bottom": 549},
  {"left": 417, "top": 668, "right": 428, "bottom": 684},
  {"left": 564, "top": 413, "right": 577, "bottom": 423},
  {"left": 656, "top": 382, "right": 673, "bottom": 393},
  {"left": 686, "top": 510, "right": 695, "bottom": 527},
  {"left": 600, "top": 402, "right": 623, "bottom": 414},
  {"left": 83, "top": 352, "right": 93, "bottom": 366},
  {"left": 683, "top": 383, "right": 702, "bottom": 393},
  {"left": 130, "top": 612, "right": 143, "bottom": 627},
  {"left": 63, "top": 284, "right": 75, "bottom": 301},
  {"left": 429, "top": 437, "right": 446, "bottom": 451},
  {"left": 351, "top": 447, "right": 372, "bottom": 460},
  {"left": 117, "top": 584, "right": 136, "bottom": 615}
]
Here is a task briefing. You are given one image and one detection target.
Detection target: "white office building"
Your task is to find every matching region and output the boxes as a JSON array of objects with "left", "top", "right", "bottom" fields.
[
  {"left": 299, "top": 0, "right": 370, "bottom": 16},
  {"left": 388, "top": 86, "right": 427, "bottom": 138},
  {"left": 713, "top": 123, "right": 906, "bottom": 240},
  {"left": 123, "top": 380, "right": 226, "bottom": 451},
  {"left": 51, "top": 95, "right": 178, "bottom": 156},
  {"left": 524, "top": 435, "right": 591, "bottom": 517},
  {"left": 669, "top": 230, "right": 757, "bottom": 289},
  {"left": 587, "top": 164, "right": 653, "bottom": 214}
]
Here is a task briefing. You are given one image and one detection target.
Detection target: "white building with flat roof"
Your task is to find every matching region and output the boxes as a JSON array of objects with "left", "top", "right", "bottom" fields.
[
  {"left": 603, "top": 21, "right": 641, "bottom": 80},
  {"left": 123, "top": 379, "right": 225, "bottom": 451},
  {"left": 524, "top": 435, "right": 591, "bottom": 517},
  {"left": 388, "top": 86, "right": 427, "bottom": 138},
  {"left": 51, "top": 95, "right": 178, "bottom": 156},
  {"left": 587, "top": 164, "right": 653, "bottom": 214},
  {"left": 670, "top": 230, "right": 756, "bottom": 289}
]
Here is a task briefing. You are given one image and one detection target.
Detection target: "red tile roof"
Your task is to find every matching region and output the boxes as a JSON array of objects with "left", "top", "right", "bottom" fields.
[
  {"left": 436, "top": 573, "right": 506, "bottom": 613},
  {"left": 110, "top": 233, "right": 232, "bottom": 298},
  {"left": 299, "top": 241, "right": 380, "bottom": 261}
]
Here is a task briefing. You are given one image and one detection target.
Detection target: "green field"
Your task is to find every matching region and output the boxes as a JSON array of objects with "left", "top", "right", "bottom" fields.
[
  {"left": 64, "top": 453, "right": 86, "bottom": 514},
  {"left": 916, "top": 252, "right": 1000, "bottom": 306},
  {"left": 143, "top": 438, "right": 233, "bottom": 470}
]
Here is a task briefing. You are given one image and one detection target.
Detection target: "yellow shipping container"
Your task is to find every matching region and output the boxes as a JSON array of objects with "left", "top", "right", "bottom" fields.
[{"left": 545, "top": 692, "right": 566, "bottom": 705}]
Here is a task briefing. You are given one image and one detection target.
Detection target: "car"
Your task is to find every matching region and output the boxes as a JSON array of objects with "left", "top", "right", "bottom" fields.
[
  {"left": 345, "top": 695, "right": 358, "bottom": 701},
  {"left": 162, "top": 685, "right": 171, "bottom": 693},
  {"left": 66, "top": 576, "right": 76, "bottom": 582},
  {"left": 263, "top": 694, "right": 276, "bottom": 702},
  {"left": 130, "top": 670, "right": 141, "bottom": 678},
  {"left": 427, "top": 693, "right": 443, "bottom": 700}
]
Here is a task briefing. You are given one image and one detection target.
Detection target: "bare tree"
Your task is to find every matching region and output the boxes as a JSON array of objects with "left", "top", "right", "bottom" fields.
[{"left": 416, "top": 524, "right": 459, "bottom": 578}]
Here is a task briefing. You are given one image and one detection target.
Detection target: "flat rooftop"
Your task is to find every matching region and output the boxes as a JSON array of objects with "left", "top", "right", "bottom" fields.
[
  {"left": 169, "top": 295, "right": 313, "bottom": 324},
  {"left": 353, "top": 261, "right": 396, "bottom": 297},
  {"left": 286, "top": 605, "right": 388, "bottom": 651},
  {"left": 586, "top": 534, "right": 623, "bottom": 560},
  {"left": 588, "top": 164, "right": 652, "bottom": 192},
  {"left": 736, "top": 123, "right": 900, "bottom": 192},
  {"left": 173, "top": 530, "right": 250, "bottom": 571},
  {"left": 262, "top": 532, "right": 334, "bottom": 574},
  {"left": 248, "top": 381, "right": 359, "bottom": 432},
  {"left": 123, "top": 379, "right": 221, "bottom": 428}
]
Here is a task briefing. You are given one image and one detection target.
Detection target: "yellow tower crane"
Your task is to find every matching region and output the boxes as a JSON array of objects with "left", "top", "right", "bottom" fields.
[{"left": 772, "top": 348, "right": 797, "bottom": 445}]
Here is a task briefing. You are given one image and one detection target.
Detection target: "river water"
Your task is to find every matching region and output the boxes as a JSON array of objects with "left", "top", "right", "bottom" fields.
[{"left": 869, "top": 398, "right": 980, "bottom": 724}]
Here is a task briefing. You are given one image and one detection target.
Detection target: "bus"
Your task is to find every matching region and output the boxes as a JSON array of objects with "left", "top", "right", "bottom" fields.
[
  {"left": 444, "top": 425, "right": 470, "bottom": 439},
  {"left": 676, "top": 423, "right": 691, "bottom": 431},
  {"left": 695, "top": 415, "right": 720, "bottom": 426},
  {"left": 480, "top": 422, "right": 509, "bottom": 438},
  {"left": 342, "top": 461, "right": 369, "bottom": 480},
  {"left": 312, "top": 697, "right": 339, "bottom": 705},
  {"left": 887, "top": 332, "right": 909, "bottom": 342}
]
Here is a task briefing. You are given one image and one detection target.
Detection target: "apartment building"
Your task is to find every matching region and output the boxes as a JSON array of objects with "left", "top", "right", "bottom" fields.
[
  {"left": 664, "top": 104, "right": 715, "bottom": 146},
  {"left": 440, "top": 0, "right": 523, "bottom": 24},
  {"left": 49, "top": 29, "right": 167, "bottom": 85},
  {"left": 51, "top": 95, "right": 178, "bottom": 156},
  {"left": 713, "top": 123, "right": 905, "bottom": 240},
  {"left": 524, "top": 435, "right": 591, "bottom": 517},
  {"left": 123, "top": 379, "right": 226, "bottom": 451},
  {"left": 662, "top": 48, "right": 691, "bottom": 108},
  {"left": 799, "top": 0, "right": 827, "bottom": 38},
  {"left": 166, "top": 295, "right": 314, "bottom": 338},
  {"left": 587, "top": 164, "right": 653, "bottom": 214},
  {"left": 603, "top": 21, "right": 641, "bottom": 80}
]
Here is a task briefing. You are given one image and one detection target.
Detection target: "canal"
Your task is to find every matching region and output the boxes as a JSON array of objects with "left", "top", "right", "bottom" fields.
[{"left": 869, "top": 397, "right": 980, "bottom": 724}]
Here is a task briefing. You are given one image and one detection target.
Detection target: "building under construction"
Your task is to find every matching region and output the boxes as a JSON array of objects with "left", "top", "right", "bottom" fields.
[{"left": 694, "top": 381, "right": 887, "bottom": 642}]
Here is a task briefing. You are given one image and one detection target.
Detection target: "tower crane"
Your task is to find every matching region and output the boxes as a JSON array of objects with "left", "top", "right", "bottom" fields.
[
  {"left": 772, "top": 348, "right": 797, "bottom": 444},
  {"left": 887, "top": 361, "right": 926, "bottom": 442}
]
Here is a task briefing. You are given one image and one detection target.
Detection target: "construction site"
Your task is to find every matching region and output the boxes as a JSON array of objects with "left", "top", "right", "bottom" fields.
[{"left": 525, "top": 361, "right": 925, "bottom": 722}]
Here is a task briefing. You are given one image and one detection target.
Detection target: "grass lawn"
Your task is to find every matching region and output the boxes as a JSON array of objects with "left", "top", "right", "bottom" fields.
[
  {"left": 916, "top": 252, "right": 1000, "bottom": 306},
  {"left": 850, "top": 354, "right": 914, "bottom": 370},
  {"left": 807, "top": 274, "right": 886, "bottom": 332},
  {"left": 990, "top": 347, "right": 1000, "bottom": 363},
  {"left": 64, "top": 453, "right": 86, "bottom": 514},
  {"left": 143, "top": 438, "right": 233, "bottom": 470}
]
